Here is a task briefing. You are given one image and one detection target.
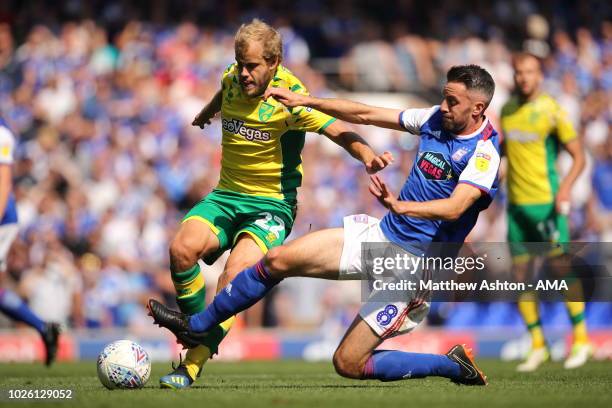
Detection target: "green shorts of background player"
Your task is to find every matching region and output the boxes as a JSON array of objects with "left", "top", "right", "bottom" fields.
[{"left": 507, "top": 203, "right": 590, "bottom": 372}]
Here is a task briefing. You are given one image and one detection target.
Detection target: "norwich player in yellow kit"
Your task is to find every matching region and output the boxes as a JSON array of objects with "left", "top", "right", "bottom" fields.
[
  {"left": 501, "top": 53, "right": 589, "bottom": 372},
  {"left": 157, "top": 20, "right": 392, "bottom": 388}
]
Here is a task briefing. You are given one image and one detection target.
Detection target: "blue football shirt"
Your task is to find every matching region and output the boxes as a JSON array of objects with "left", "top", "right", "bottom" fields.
[{"left": 379, "top": 106, "right": 501, "bottom": 254}]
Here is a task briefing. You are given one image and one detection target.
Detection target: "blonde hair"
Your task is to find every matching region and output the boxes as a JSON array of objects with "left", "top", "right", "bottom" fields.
[{"left": 235, "top": 19, "right": 282, "bottom": 63}]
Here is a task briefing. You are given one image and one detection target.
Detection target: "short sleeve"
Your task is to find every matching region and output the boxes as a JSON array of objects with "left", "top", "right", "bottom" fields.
[
  {"left": 458, "top": 139, "right": 500, "bottom": 195},
  {"left": 288, "top": 79, "right": 336, "bottom": 133},
  {"left": 398, "top": 106, "right": 439, "bottom": 134},
  {"left": 0, "top": 125, "right": 15, "bottom": 165},
  {"left": 554, "top": 104, "right": 578, "bottom": 144},
  {"left": 221, "top": 63, "right": 236, "bottom": 87},
  {"left": 292, "top": 106, "right": 336, "bottom": 134}
]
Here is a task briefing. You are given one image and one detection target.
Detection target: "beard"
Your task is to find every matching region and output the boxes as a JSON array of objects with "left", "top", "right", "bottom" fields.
[
  {"left": 241, "top": 83, "right": 265, "bottom": 97},
  {"left": 518, "top": 83, "right": 537, "bottom": 98},
  {"left": 442, "top": 115, "right": 458, "bottom": 132}
]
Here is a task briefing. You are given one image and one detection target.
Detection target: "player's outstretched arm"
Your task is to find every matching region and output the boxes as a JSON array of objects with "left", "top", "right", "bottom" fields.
[
  {"left": 322, "top": 120, "right": 393, "bottom": 174},
  {"left": 192, "top": 89, "right": 222, "bottom": 129},
  {"left": 264, "top": 87, "right": 404, "bottom": 131},
  {"left": 369, "top": 175, "right": 482, "bottom": 221}
]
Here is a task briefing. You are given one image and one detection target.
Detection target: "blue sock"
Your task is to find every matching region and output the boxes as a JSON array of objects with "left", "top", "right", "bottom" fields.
[
  {"left": 363, "top": 350, "right": 461, "bottom": 381},
  {"left": 189, "top": 261, "right": 281, "bottom": 332},
  {"left": 0, "top": 289, "right": 46, "bottom": 333}
]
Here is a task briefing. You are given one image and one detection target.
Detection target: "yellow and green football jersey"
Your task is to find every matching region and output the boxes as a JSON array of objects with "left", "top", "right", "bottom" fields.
[
  {"left": 501, "top": 93, "right": 577, "bottom": 205},
  {"left": 217, "top": 64, "right": 336, "bottom": 202}
]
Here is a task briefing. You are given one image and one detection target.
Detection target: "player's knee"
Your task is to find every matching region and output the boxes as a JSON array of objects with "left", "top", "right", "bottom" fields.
[
  {"left": 217, "top": 263, "right": 244, "bottom": 288},
  {"left": 169, "top": 237, "right": 201, "bottom": 272},
  {"left": 264, "top": 246, "right": 291, "bottom": 276},
  {"left": 332, "top": 347, "right": 364, "bottom": 379}
]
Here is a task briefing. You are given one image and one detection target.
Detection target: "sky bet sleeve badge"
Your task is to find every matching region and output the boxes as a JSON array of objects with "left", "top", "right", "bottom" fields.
[{"left": 475, "top": 152, "right": 491, "bottom": 172}]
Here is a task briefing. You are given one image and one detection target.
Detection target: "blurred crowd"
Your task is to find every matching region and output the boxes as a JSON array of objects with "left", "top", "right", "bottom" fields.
[{"left": 0, "top": 0, "right": 610, "bottom": 331}]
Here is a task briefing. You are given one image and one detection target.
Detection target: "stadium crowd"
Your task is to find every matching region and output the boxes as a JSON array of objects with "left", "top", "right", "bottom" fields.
[{"left": 0, "top": 0, "right": 610, "bottom": 331}]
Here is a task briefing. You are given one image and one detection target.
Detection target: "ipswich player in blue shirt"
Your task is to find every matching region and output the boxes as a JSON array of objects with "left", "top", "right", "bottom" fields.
[
  {"left": 0, "top": 118, "right": 60, "bottom": 366},
  {"left": 149, "top": 65, "right": 500, "bottom": 386}
]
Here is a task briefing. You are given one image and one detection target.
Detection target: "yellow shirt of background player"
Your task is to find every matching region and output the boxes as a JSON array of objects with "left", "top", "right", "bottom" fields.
[{"left": 501, "top": 93, "right": 577, "bottom": 206}]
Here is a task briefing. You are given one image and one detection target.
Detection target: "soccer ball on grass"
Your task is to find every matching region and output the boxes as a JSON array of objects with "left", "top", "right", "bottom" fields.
[{"left": 97, "top": 340, "right": 151, "bottom": 389}]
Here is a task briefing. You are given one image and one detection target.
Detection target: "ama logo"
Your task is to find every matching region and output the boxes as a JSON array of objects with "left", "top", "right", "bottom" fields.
[{"left": 417, "top": 151, "right": 456, "bottom": 181}]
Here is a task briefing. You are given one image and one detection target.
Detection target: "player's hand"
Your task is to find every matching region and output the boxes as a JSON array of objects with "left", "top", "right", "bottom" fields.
[
  {"left": 264, "top": 87, "right": 309, "bottom": 108},
  {"left": 365, "top": 151, "right": 394, "bottom": 174},
  {"left": 555, "top": 185, "right": 571, "bottom": 215},
  {"left": 368, "top": 174, "right": 400, "bottom": 213},
  {"left": 192, "top": 109, "right": 214, "bottom": 129}
]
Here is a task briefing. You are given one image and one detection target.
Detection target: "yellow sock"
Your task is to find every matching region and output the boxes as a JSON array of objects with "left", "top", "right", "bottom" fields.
[
  {"left": 566, "top": 301, "right": 588, "bottom": 345},
  {"left": 518, "top": 298, "right": 546, "bottom": 349},
  {"left": 563, "top": 276, "right": 588, "bottom": 346},
  {"left": 184, "top": 316, "right": 236, "bottom": 379},
  {"left": 171, "top": 264, "right": 210, "bottom": 381},
  {"left": 184, "top": 346, "right": 212, "bottom": 381}
]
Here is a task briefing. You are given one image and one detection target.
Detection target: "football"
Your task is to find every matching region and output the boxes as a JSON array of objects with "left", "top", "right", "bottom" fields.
[{"left": 96, "top": 340, "right": 151, "bottom": 390}]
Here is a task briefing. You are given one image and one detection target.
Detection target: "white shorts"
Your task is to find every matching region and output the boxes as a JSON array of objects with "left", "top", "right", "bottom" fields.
[
  {"left": 338, "top": 214, "right": 430, "bottom": 338},
  {"left": 0, "top": 223, "right": 18, "bottom": 272}
]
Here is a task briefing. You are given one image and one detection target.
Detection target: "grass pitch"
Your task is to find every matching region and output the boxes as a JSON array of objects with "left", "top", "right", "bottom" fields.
[{"left": 0, "top": 360, "right": 611, "bottom": 408}]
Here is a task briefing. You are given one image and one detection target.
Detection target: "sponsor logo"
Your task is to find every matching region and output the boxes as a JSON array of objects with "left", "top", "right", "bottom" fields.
[
  {"left": 222, "top": 118, "right": 271, "bottom": 141},
  {"left": 505, "top": 130, "right": 539, "bottom": 142},
  {"left": 376, "top": 304, "right": 398, "bottom": 326},
  {"left": 352, "top": 214, "right": 369, "bottom": 223},
  {"left": 475, "top": 152, "right": 491, "bottom": 172},
  {"left": 225, "top": 283, "right": 233, "bottom": 296},
  {"left": 416, "top": 151, "right": 455, "bottom": 181},
  {"left": 258, "top": 102, "right": 275, "bottom": 122}
]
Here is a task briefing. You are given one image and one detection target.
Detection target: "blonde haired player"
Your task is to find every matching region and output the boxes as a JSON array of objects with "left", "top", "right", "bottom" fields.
[
  {"left": 501, "top": 53, "right": 590, "bottom": 371},
  {"left": 158, "top": 19, "right": 392, "bottom": 388}
]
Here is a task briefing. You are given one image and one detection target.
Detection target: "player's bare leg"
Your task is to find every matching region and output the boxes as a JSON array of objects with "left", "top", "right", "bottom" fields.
[
  {"left": 170, "top": 219, "right": 220, "bottom": 272},
  {"left": 223, "top": 234, "right": 270, "bottom": 326},
  {"left": 189, "top": 227, "right": 345, "bottom": 330},
  {"left": 159, "top": 219, "right": 220, "bottom": 389},
  {"left": 332, "top": 316, "right": 382, "bottom": 379},
  {"left": 148, "top": 228, "right": 344, "bottom": 340},
  {"left": 219, "top": 233, "right": 268, "bottom": 288},
  {"left": 334, "top": 315, "right": 487, "bottom": 385},
  {"left": 264, "top": 228, "right": 344, "bottom": 280}
]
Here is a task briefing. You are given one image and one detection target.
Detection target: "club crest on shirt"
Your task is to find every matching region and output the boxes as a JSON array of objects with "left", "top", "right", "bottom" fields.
[
  {"left": 451, "top": 147, "right": 469, "bottom": 162},
  {"left": 258, "top": 102, "right": 275, "bottom": 122},
  {"left": 417, "top": 151, "right": 455, "bottom": 181}
]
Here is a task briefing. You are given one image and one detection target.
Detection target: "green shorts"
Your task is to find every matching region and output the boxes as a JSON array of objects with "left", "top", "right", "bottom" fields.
[
  {"left": 507, "top": 203, "right": 569, "bottom": 261},
  {"left": 183, "top": 189, "right": 296, "bottom": 264}
]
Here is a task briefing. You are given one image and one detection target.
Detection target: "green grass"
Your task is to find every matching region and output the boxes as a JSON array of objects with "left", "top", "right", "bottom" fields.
[{"left": 1, "top": 360, "right": 611, "bottom": 408}]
